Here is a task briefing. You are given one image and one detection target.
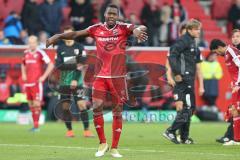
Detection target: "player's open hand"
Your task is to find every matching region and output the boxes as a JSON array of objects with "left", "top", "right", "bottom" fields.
[
  {"left": 133, "top": 28, "right": 148, "bottom": 42},
  {"left": 46, "top": 35, "right": 59, "bottom": 48},
  {"left": 38, "top": 76, "right": 45, "bottom": 83},
  {"left": 199, "top": 87, "right": 205, "bottom": 96},
  {"left": 167, "top": 78, "right": 176, "bottom": 87}
]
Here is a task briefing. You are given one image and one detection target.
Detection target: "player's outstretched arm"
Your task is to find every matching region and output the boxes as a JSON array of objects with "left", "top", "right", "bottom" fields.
[
  {"left": 132, "top": 25, "right": 148, "bottom": 42},
  {"left": 46, "top": 29, "right": 89, "bottom": 48},
  {"left": 21, "top": 64, "right": 27, "bottom": 82}
]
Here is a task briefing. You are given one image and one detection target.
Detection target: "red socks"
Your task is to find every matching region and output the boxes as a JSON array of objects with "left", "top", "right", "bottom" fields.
[
  {"left": 233, "top": 117, "right": 240, "bottom": 142},
  {"left": 93, "top": 113, "right": 106, "bottom": 143},
  {"left": 30, "top": 107, "right": 41, "bottom": 128},
  {"left": 93, "top": 111, "right": 123, "bottom": 148},
  {"left": 111, "top": 114, "right": 123, "bottom": 148}
]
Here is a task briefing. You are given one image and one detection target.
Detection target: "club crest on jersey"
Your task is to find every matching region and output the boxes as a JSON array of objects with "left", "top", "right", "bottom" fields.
[
  {"left": 33, "top": 54, "right": 38, "bottom": 58},
  {"left": 113, "top": 29, "right": 118, "bottom": 35},
  {"left": 74, "top": 49, "right": 79, "bottom": 55}
]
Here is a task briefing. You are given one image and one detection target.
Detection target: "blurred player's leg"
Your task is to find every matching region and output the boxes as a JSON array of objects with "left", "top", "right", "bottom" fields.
[
  {"left": 30, "top": 101, "right": 42, "bottom": 131},
  {"left": 92, "top": 78, "right": 108, "bottom": 157},
  {"left": 75, "top": 99, "right": 94, "bottom": 137},
  {"left": 109, "top": 77, "right": 127, "bottom": 158},
  {"left": 163, "top": 101, "right": 183, "bottom": 144},
  {"left": 61, "top": 100, "right": 74, "bottom": 137},
  {"left": 27, "top": 83, "right": 43, "bottom": 132},
  {"left": 224, "top": 92, "right": 240, "bottom": 145}
]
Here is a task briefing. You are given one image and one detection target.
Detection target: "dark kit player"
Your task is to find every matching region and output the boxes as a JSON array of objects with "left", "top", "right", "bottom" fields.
[
  {"left": 47, "top": 4, "right": 148, "bottom": 158},
  {"left": 163, "top": 19, "right": 204, "bottom": 144},
  {"left": 55, "top": 26, "right": 94, "bottom": 138}
]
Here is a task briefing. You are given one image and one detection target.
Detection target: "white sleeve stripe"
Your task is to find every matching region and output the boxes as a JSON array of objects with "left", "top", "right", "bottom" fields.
[
  {"left": 228, "top": 47, "right": 240, "bottom": 67},
  {"left": 38, "top": 49, "right": 50, "bottom": 64}
]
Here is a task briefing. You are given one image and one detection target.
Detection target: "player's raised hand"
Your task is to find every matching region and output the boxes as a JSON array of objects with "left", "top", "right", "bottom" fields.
[
  {"left": 46, "top": 35, "right": 59, "bottom": 48},
  {"left": 133, "top": 27, "right": 148, "bottom": 42}
]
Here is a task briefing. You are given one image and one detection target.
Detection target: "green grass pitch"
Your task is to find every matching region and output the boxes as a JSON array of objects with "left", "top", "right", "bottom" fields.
[{"left": 0, "top": 122, "right": 239, "bottom": 160}]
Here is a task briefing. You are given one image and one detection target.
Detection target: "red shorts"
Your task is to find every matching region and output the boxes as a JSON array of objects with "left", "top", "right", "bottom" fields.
[
  {"left": 92, "top": 77, "right": 128, "bottom": 105},
  {"left": 25, "top": 83, "right": 43, "bottom": 102}
]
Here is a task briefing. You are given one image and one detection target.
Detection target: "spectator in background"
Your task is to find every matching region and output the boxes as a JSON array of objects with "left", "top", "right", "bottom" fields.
[
  {"left": 159, "top": 3, "right": 171, "bottom": 46},
  {"left": 3, "top": 11, "right": 23, "bottom": 44},
  {"left": 21, "top": 0, "right": 42, "bottom": 35},
  {"left": 0, "top": 29, "right": 11, "bottom": 45},
  {"left": 38, "top": 31, "right": 49, "bottom": 49},
  {"left": 168, "top": 15, "right": 182, "bottom": 45},
  {"left": 141, "top": 0, "right": 161, "bottom": 46},
  {"left": 128, "top": 13, "right": 147, "bottom": 46},
  {"left": 171, "top": 0, "right": 187, "bottom": 23},
  {"left": 196, "top": 30, "right": 208, "bottom": 48},
  {"left": 201, "top": 53, "right": 223, "bottom": 111},
  {"left": 39, "top": 0, "right": 62, "bottom": 36},
  {"left": 70, "top": 0, "right": 94, "bottom": 31},
  {"left": 228, "top": 0, "right": 240, "bottom": 29},
  {"left": 19, "top": 30, "right": 29, "bottom": 44}
]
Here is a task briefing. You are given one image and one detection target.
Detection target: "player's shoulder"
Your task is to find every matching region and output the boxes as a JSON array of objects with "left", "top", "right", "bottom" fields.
[
  {"left": 88, "top": 23, "right": 103, "bottom": 29},
  {"left": 116, "top": 21, "right": 134, "bottom": 28},
  {"left": 23, "top": 49, "right": 30, "bottom": 54}
]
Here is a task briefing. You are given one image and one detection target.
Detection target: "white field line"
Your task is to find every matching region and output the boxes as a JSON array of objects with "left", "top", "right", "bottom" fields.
[{"left": 0, "top": 143, "right": 239, "bottom": 157}]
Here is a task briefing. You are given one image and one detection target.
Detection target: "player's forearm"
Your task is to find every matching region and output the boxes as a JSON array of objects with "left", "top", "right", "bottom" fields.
[
  {"left": 57, "top": 30, "right": 89, "bottom": 41},
  {"left": 197, "top": 64, "right": 204, "bottom": 88},
  {"left": 21, "top": 64, "right": 27, "bottom": 79},
  {"left": 42, "top": 62, "right": 54, "bottom": 80}
]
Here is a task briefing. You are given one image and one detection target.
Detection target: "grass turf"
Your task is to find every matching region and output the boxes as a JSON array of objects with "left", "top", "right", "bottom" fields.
[{"left": 0, "top": 122, "right": 239, "bottom": 160}]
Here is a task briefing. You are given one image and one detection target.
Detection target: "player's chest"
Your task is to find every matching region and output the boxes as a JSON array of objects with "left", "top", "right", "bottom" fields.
[
  {"left": 95, "top": 29, "right": 126, "bottom": 43},
  {"left": 25, "top": 53, "right": 41, "bottom": 64}
]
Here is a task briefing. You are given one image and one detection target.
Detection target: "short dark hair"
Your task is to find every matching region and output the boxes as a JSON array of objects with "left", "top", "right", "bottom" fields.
[
  {"left": 106, "top": 3, "right": 119, "bottom": 12},
  {"left": 210, "top": 39, "right": 226, "bottom": 50},
  {"left": 232, "top": 29, "right": 240, "bottom": 36}
]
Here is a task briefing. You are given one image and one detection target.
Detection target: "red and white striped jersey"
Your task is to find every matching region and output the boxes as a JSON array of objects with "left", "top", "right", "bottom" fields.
[
  {"left": 22, "top": 48, "right": 50, "bottom": 86},
  {"left": 224, "top": 45, "right": 240, "bottom": 86}
]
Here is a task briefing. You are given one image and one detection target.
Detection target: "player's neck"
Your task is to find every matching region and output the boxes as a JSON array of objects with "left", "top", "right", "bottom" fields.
[{"left": 65, "top": 41, "right": 74, "bottom": 46}]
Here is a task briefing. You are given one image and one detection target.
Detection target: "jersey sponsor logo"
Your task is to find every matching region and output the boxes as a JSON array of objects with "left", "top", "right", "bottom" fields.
[
  {"left": 25, "top": 60, "right": 37, "bottom": 63},
  {"left": 98, "top": 37, "right": 118, "bottom": 42}
]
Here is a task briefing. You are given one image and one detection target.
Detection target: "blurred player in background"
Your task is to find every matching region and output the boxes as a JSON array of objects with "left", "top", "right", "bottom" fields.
[
  {"left": 210, "top": 39, "right": 240, "bottom": 145},
  {"left": 166, "top": 23, "right": 187, "bottom": 88},
  {"left": 21, "top": 35, "right": 54, "bottom": 132},
  {"left": 46, "top": 4, "right": 147, "bottom": 158},
  {"left": 216, "top": 29, "right": 240, "bottom": 143},
  {"left": 163, "top": 19, "right": 204, "bottom": 144},
  {"left": 55, "top": 26, "right": 94, "bottom": 138}
]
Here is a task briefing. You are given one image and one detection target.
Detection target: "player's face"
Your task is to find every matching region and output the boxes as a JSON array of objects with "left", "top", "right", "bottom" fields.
[
  {"left": 232, "top": 32, "right": 240, "bottom": 46},
  {"left": 64, "top": 29, "right": 74, "bottom": 44},
  {"left": 104, "top": 7, "right": 119, "bottom": 28},
  {"left": 188, "top": 27, "right": 201, "bottom": 38},
  {"left": 28, "top": 37, "right": 38, "bottom": 51},
  {"left": 212, "top": 47, "right": 225, "bottom": 56}
]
